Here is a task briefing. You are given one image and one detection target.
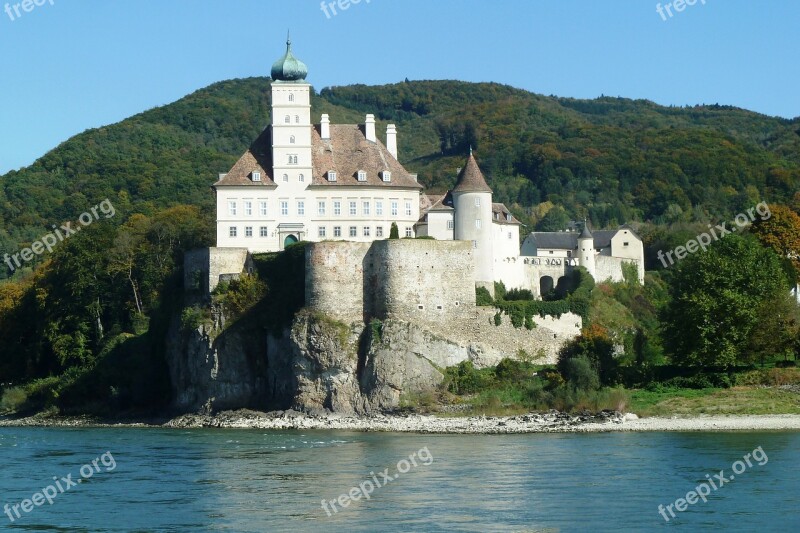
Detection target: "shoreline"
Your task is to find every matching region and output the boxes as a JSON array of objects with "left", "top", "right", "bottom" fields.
[{"left": 2, "top": 410, "right": 800, "bottom": 433}]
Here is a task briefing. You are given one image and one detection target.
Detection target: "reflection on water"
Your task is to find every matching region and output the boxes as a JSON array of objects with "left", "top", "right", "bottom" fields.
[{"left": 0, "top": 428, "right": 798, "bottom": 531}]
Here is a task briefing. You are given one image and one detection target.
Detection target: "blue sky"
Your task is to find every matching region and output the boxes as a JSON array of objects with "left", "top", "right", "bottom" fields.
[{"left": 0, "top": 0, "right": 798, "bottom": 174}]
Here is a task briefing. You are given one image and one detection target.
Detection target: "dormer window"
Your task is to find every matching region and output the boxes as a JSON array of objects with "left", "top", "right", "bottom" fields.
[
  {"left": 357, "top": 170, "right": 367, "bottom": 182},
  {"left": 251, "top": 171, "right": 261, "bottom": 182},
  {"left": 506, "top": 213, "right": 512, "bottom": 222},
  {"left": 381, "top": 171, "right": 391, "bottom": 182},
  {"left": 328, "top": 171, "right": 337, "bottom": 182}
]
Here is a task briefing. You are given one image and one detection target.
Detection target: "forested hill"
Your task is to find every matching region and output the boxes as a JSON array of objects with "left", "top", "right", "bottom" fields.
[{"left": 2, "top": 77, "right": 799, "bottom": 256}]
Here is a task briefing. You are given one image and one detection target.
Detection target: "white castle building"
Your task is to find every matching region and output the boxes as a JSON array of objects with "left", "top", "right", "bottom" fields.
[{"left": 202, "top": 39, "right": 644, "bottom": 297}]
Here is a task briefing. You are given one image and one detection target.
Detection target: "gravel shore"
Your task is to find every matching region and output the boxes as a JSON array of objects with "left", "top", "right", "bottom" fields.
[{"left": 3, "top": 410, "right": 800, "bottom": 433}]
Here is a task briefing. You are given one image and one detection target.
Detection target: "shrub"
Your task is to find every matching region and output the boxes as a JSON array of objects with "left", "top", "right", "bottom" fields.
[
  {"left": 562, "top": 356, "right": 600, "bottom": 391},
  {"left": 505, "top": 288, "right": 534, "bottom": 301},
  {"left": 445, "top": 361, "right": 496, "bottom": 394},
  {"left": 0, "top": 387, "right": 28, "bottom": 414},
  {"left": 389, "top": 222, "right": 399, "bottom": 239},
  {"left": 180, "top": 305, "right": 206, "bottom": 332},
  {"left": 493, "top": 311, "right": 502, "bottom": 326},
  {"left": 494, "top": 281, "right": 507, "bottom": 301},
  {"left": 476, "top": 286, "right": 493, "bottom": 306}
]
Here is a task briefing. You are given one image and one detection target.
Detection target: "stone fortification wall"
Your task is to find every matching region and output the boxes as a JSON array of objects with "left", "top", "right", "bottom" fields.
[
  {"left": 184, "top": 247, "right": 250, "bottom": 294},
  {"left": 305, "top": 240, "right": 476, "bottom": 324},
  {"left": 370, "top": 239, "right": 475, "bottom": 323},
  {"left": 304, "top": 241, "right": 372, "bottom": 322}
]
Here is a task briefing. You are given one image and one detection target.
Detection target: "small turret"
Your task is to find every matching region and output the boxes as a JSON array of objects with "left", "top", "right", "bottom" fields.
[
  {"left": 577, "top": 221, "right": 595, "bottom": 277},
  {"left": 452, "top": 150, "right": 494, "bottom": 293}
]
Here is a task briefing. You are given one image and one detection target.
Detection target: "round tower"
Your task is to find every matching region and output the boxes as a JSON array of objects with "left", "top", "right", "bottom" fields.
[
  {"left": 577, "top": 222, "right": 596, "bottom": 278},
  {"left": 452, "top": 150, "right": 494, "bottom": 293}
]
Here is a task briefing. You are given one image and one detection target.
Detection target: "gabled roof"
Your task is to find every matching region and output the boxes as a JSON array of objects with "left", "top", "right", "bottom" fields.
[
  {"left": 453, "top": 153, "right": 492, "bottom": 194},
  {"left": 491, "top": 203, "right": 522, "bottom": 226},
  {"left": 214, "top": 124, "right": 422, "bottom": 189},
  {"left": 213, "top": 128, "right": 277, "bottom": 188},
  {"left": 524, "top": 228, "right": 629, "bottom": 251},
  {"left": 309, "top": 125, "right": 422, "bottom": 189}
]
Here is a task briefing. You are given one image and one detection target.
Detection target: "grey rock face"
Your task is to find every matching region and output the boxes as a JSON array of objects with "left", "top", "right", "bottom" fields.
[{"left": 167, "top": 309, "right": 530, "bottom": 415}]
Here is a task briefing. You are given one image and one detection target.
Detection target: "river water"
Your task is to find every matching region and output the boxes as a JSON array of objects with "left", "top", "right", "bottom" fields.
[{"left": 0, "top": 428, "right": 797, "bottom": 531}]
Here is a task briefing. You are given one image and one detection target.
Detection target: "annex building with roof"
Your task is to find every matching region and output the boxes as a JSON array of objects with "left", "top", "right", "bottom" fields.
[{"left": 190, "top": 39, "right": 644, "bottom": 305}]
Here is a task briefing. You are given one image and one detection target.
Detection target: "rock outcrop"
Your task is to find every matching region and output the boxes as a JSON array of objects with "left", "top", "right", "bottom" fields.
[{"left": 166, "top": 307, "right": 570, "bottom": 415}]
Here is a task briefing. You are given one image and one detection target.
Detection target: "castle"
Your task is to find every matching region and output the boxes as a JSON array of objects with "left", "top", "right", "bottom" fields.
[{"left": 188, "top": 39, "right": 644, "bottom": 305}]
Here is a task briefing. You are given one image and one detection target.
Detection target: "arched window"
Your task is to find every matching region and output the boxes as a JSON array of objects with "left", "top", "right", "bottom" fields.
[
  {"left": 299, "top": 173, "right": 305, "bottom": 182},
  {"left": 288, "top": 94, "right": 295, "bottom": 102},
  {"left": 295, "top": 115, "right": 300, "bottom": 124},
  {"left": 284, "top": 115, "right": 290, "bottom": 124},
  {"left": 290, "top": 135, "right": 296, "bottom": 144},
  {"left": 282, "top": 174, "right": 288, "bottom": 182}
]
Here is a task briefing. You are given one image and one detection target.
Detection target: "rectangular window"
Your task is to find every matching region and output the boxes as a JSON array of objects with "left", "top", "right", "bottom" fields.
[
  {"left": 328, "top": 171, "right": 337, "bottom": 182},
  {"left": 297, "top": 201, "right": 305, "bottom": 216},
  {"left": 405, "top": 200, "right": 412, "bottom": 217},
  {"left": 474, "top": 198, "right": 481, "bottom": 207},
  {"left": 260, "top": 201, "right": 268, "bottom": 216},
  {"left": 229, "top": 226, "right": 237, "bottom": 238},
  {"left": 281, "top": 201, "right": 289, "bottom": 216},
  {"left": 391, "top": 200, "right": 398, "bottom": 216},
  {"left": 334, "top": 226, "right": 341, "bottom": 237},
  {"left": 376, "top": 226, "right": 384, "bottom": 238},
  {"left": 245, "top": 226, "right": 253, "bottom": 238},
  {"left": 363, "top": 201, "right": 370, "bottom": 216},
  {"left": 376, "top": 201, "right": 383, "bottom": 216},
  {"left": 475, "top": 219, "right": 481, "bottom": 229},
  {"left": 349, "top": 226, "right": 357, "bottom": 238},
  {"left": 405, "top": 227, "right": 413, "bottom": 238},
  {"left": 244, "top": 201, "right": 252, "bottom": 216},
  {"left": 334, "top": 201, "right": 341, "bottom": 216},
  {"left": 318, "top": 201, "right": 326, "bottom": 216},
  {"left": 318, "top": 227, "right": 326, "bottom": 238},
  {"left": 363, "top": 226, "right": 371, "bottom": 237},
  {"left": 447, "top": 220, "right": 454, "bottom": 230},
  {"left": 349, "top": 201, "right": 357, "bottom": 216},
  {"left": 228, "top": 201, "right": 237, "bottom": 216},
  {"left": 508, "top": 232, "right": 512, "bottom": 240},
  {"left": 260, "top": 226, "right": 268, "bottom": 237}
]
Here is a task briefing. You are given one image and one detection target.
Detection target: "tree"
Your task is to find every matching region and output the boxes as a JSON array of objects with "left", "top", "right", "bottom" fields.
[
  {"left": 557, "top": 324, "right": 616, "bottom": 385},
  {"left": 663, "top": 234, "right": 791, "bottom": 368},
  {"left": 750, "top": 204, "right": 800, "bottom": 280},
  {"left": 535, "top": 206, "right": 570, "bottom": 232},
  {"left": 389, "top": 222, "right": 399, "bottom": 239}
]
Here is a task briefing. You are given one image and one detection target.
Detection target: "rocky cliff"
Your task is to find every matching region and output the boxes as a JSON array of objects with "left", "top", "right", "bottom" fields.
[{"left": 166, "top": 307, "right": 556, "bottom": 415}]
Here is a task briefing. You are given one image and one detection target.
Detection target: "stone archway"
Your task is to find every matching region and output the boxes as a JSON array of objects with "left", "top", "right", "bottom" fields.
[
  {"left": 540, "top": 275, "right": 554, "bottom": 297},
  {"left": 284, "top": 234, "right": 299, "bottom": 247}
]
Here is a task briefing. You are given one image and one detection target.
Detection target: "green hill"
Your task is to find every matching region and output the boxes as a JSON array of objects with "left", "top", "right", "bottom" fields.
[{"left": 2, "top": 77, "right": 799, "bottom": 279}]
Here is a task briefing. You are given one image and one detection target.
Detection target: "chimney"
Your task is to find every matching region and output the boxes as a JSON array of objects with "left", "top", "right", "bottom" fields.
[
  {"left": 365, "top": 114, "right": 376, "bottom": 143},
  {"left": 386, "top": 124, "right": 397, "bottom": 159},
  {"left": 320, "top": 114, "right": 330, "bottom": 140}
]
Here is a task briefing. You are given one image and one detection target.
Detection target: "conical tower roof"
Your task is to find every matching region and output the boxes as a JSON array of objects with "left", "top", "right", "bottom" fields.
[
  {"left": 579, "top": 221, "right": 593, "bottom": 239},
  {"left": 453, "top": 150, "right": 492, "bottom": 194},
  {"left": 271, "top": 35, "right": 308, "bottom": 82}
]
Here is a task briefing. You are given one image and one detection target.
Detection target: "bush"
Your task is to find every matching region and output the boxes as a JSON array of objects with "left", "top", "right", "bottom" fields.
[
  {"left": 494, "top": 281, "right": 507, "bottom": 301},
  {"left": 180, "top": 305, "right": 206, "bottom": 332},
  {"left": 476, "top": 286, "right": 493, "bottom": 306},
  {"left": 445, "top": 361, "right": 496, "bottom": 394},
  {"left": 505, "top": 288, "right": 534, "bottom": 301},
  {"left": 493, "top": 311, "right": 502, "bottom": 326},
  {"left": 0, "top": 387, "right": 28, "bottom": 414},
  {"left": 389, "top": 222, "right": 399, "bottom": 239},
  {"left": 562, "top": 356, "right": 600, "bottom": 391}
]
